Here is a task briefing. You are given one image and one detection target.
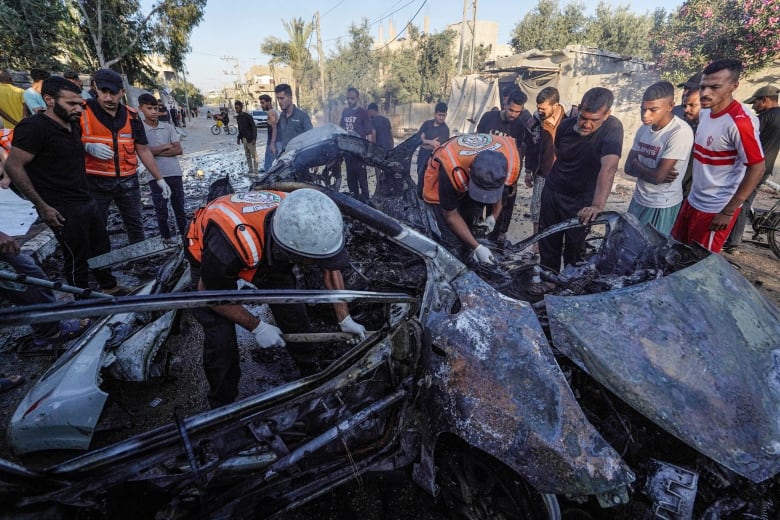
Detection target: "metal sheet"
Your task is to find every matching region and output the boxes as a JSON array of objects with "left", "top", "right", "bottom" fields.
[
  {"left": 547, "top": 253, "right": 780, "bottom": 482},
  {"left": 422, "top": 270, "right": 634, "bottom": 498}
]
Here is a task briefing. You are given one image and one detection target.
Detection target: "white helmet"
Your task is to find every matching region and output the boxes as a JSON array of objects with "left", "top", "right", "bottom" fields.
[{"left": 271, "top": 189, "right": 345, "bottom": 258}]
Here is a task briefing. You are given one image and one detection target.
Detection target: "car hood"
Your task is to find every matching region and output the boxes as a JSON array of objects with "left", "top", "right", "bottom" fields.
[{"left": 547, "top": 253, "right": 780, "bottom": 482}]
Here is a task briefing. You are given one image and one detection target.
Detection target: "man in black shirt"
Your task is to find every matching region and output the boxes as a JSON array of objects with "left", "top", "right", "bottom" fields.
[
  {"left": 367, "top": 102, "right": 396, "bottom": 194},
  {"left": 234, "top": 100, "right": 258, "bottom": 176},
  {"left": 5, "top": 76, "right": 124, "bottom": 294},
  {"left": 415, "top": 102, "right": 449, "bottom": 198},
  {"left": 539, "top": 87, "right": 623, "bottom": 271},
  {"left": 476, "top": 88, "right": 530, "bottom": 244}
]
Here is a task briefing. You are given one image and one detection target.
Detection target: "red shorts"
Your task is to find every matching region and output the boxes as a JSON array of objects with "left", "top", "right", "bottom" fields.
[{"left": 671, "top": 199, "right": 740, "bottom": 253}]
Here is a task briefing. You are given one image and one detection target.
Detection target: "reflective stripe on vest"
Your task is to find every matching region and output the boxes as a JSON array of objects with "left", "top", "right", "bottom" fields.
[
  {"left": 81, "top": 106, "right": 138, "bottom": 177},
  {"left": 186, "top": 191, "right": 287, "bottom": 282},
  {"left": 422, "top": 134, "right": 521, "bottom": 204}
]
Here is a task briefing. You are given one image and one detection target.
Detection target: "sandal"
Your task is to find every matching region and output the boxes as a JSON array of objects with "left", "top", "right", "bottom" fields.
[
  {"left": 0, "top": 375, "right": 24, "bottom": 394},
  {"left": 54, "top": 318, "right": 93, "bottom": 342},
  {"left": 17, "top": 319, "right": 92, "bottom": 357}
]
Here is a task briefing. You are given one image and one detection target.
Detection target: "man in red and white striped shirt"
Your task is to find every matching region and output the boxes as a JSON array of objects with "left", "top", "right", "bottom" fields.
[{"left": 671, "top": 59, "right": 765, "bottom": 253}]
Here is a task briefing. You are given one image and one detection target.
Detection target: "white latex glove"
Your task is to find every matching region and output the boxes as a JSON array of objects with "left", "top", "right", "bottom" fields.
[
  {"left": 252, "top": 321, "right": 285, "bottom": 348},
  {"left": 472, "top": 244, "right": 495, "bottom": 265},
  {"left": 156, "top": 179, "right": 172, "bottom": 199},
  {"left": 483, "top": 215, "right": 496, "bottom": 233},
  {"left": 339, "top": 315, "right": 367, "bottom": 339},
  {"left": 85, "top": 143, "right": 115, "bottom": 160}
]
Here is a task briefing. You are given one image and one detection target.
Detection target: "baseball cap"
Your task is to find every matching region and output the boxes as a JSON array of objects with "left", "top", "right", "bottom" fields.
[
  {"left": 745, "top": 85, "right": 780, "bottom": 104},
  {"left": 94, "top": 68, "right": 123, "bottom": 93},
  {"left": 678, "top": 72, "right": 702, "bottom": 90},
  {"left": 468, "top": 150, "right": 508, "bottom": 204}
]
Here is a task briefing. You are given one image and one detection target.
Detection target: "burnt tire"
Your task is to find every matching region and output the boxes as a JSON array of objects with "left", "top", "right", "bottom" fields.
[{"left": 437, "top": 447, "right": 561, "bottom": 520}]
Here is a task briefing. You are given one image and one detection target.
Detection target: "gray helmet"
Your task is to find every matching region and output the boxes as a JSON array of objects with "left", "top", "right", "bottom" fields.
[{"left": 271, "top": 189, "right": 344, "bottom": 258}]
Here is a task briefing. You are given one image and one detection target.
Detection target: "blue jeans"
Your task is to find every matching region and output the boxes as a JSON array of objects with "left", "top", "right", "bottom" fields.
[
  {"left": 263, "top": 145, "right": 275, "bottom": 171},
  {"left": 0, "top": 252, "right": 59, "bottom": 338},
  {"left": 149, "top": 176, "right": 188, "bottom": 238},
  {"left": 88, "top": 175, "right": 145, "bottom": 244}
]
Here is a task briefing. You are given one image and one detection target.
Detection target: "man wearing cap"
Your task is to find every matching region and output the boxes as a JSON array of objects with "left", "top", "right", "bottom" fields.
[
  {"left": 671, "top": 59, "right": 764, "bottom": 253},
  {"left": 5, "top": 76, "right": 126, "bottom": 295},
  {"left": 723, "top": 84, "right": 780, "bottom": 252},
  {"left": 421, "top": 134, "right": 521, "bottom": 264},
  {"left": 538, "top": 87, "right": 623, "bottom": 271},
  {"left": 185, "top": 188, "right": 366, "bottom": 408},
  {"left": 82, "top": 68, "right": 170, "bottom": 245}
]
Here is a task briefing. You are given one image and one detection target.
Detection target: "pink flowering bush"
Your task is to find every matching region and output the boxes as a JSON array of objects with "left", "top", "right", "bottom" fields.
[{"left": 651, "top": 0, "right": 780, "bottom": 82}]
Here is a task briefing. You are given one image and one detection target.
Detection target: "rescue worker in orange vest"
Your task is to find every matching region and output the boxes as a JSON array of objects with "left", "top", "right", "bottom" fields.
[
  {"left": 82, "top": 68, "right": 171, "bottom": 244},
  {"left": 186, "top": 188, "right": 367, "bottom": 409},
  {"left": 422, "top": 134, "right": 521, "bottom": 264}
]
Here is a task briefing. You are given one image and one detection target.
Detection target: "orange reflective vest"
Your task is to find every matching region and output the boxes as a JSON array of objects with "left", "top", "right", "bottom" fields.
[
  {"left": 0, "top": 128, "right": 12, "bottom": 154},
  {"left": 422, "top": 134, "right": 521, "bottom": 204},
  {"left": 187, "top": 191, "right": 287, "bottom": 282},
  {"left": 81, "top": 105, "right": 139, "bottom": 177}
]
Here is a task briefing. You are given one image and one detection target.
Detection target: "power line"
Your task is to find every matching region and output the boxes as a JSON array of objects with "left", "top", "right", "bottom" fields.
[{"left": 372, "top": 0, "right": 428, "bottom": 52}]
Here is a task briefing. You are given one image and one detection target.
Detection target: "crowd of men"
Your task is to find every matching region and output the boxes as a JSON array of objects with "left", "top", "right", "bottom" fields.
[{"left": 0, "top": 57, "right": 778, "bottom": 401}]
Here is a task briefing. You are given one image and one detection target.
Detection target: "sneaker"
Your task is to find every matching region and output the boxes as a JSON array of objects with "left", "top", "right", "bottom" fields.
[
  {"left": 101, "top": 284, "right": 131, "bottom": 296},
  {"left": 722, "top": 245, "right": 740, "bottom": 255}
]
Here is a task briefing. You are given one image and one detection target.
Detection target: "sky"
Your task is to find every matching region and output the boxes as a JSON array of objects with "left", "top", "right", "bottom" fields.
[{"left": 177, "top": 0, "right": 682, "bottom": 93}]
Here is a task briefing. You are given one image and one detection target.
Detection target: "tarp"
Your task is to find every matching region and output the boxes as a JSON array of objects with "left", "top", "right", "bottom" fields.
[{"left": 446, "top": 75, "right": 502, "bottom": 135}]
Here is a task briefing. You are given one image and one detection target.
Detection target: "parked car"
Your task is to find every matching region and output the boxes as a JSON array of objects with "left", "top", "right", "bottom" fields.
[
  {"left": 251, "top": 109, "right": 268, "bottom": 128},
  {"left": 1, "top": 128, "right": 779, "bottom": 519}
]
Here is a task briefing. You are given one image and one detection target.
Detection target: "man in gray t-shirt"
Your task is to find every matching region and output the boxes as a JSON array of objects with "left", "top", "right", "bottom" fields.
[{"left": 138, "top": 94, "right": 187, "bottom": 242}]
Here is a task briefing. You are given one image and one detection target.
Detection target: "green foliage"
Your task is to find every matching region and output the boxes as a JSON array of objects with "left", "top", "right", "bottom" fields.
[
  {"left": 417, "top": 28, "right": 456, "bottom": 103},
  {"left": 379, "top": 44, "right": 423, "bottom": 106},
  {"left": 510, "top": 0, "right": 587, "bottom": 53},
  {"left": 0, "top": 0, "right": 70, "bottom": 70},
  {"left": 584, "top": 2, "right": 654, "bottom": 59},
  {"left": 261, "top": 17, "right": 316, "bottom": 108},
  {"left": 510, "top": 0, "right": 654, "bottom": 58},
  {"left": 651, "top": 0, "right": 780, "bottom": 81},
  {"left": 169, "top": 78, "right": 204, "bottom": 108},
  {"left": 325, "top": 20, "right": 378, "bottom": 103}
]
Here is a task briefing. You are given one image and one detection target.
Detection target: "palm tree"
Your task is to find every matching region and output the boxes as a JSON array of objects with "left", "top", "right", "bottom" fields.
[{"left": 260, "top": 17, "right": 315, "bottom": 104}]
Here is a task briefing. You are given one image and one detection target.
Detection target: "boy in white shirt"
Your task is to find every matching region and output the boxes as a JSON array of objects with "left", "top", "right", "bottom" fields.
[{"left": 625, "top": 81, "right": 694, "bottom": 234}]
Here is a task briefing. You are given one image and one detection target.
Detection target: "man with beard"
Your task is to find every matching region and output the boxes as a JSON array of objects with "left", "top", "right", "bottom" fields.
[
  {"left": 538, "top": 87, "right": 624, "bottom": 271},
  {"left": 523, "top": 87, "right": 574, "bottom": 252},
  {"left": 81, "top": 68, "right": 170, "bottom": 245},
  {"left": 5, "top": 76, "right": 126, "bottom": 295},
  {"left": 671, "top": 59, "right": 764, "bottom": 253},
  {"left": 476, "top": 87, "right": 530, "bottom": 244}
]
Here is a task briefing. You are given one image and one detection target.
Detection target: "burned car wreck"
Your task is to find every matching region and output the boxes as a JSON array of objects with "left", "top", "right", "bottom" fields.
[{"left": 0, "top": 126, "right": 779, "bottom": 519}]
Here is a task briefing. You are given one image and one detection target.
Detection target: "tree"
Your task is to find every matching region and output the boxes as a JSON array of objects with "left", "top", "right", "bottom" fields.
[
  {"left": 71, "top": 0, "right": 205, "bottom": 74},
  {"left": 510, "top": 0, "right": 587, "bottom": 53},
  {"left": 417, "top": 29, "right": 456, "bottom": 103},
  {"left": 652, "top": 0, "right": 780, "bottom": 82},
  {"left": 0, "top": 0, "right": 69, "bottom": 70},
  {"left": 261, "top": 17, "right": 316, "bottom": 107},
  {"left": 325, "top": 21, "right": 378, "bottom": 104},
  {"left": 169, "top": 78, "right": 204, "bottom": 108},
  {"left": 583, "top": 2, "right": 654, "bottom": 58}
]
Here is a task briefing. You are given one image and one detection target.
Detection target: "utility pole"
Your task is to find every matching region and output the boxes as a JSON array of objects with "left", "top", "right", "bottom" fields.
[
  {"left": 469, "top": 0, "right": 478, "bottom": 73},
  {"left": 457, "top": 0, "right": 468, "bottom": 75},
  {"left": 316, "top": 11, "right": 328, "bottom": 123},
  {"left": 221, "top": 55, "right": 241, "bottom": 103}
]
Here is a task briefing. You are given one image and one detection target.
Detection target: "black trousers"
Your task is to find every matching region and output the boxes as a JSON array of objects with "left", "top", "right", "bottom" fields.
[
  {"left": 190, "top": 262, "right": 317, "bottom": 409},
  {"left": 538, "top": 187, "right": 591, "bottom": 271},
  {"left": 488, "top": 183, "right": 517, "bottom": 241},
  {"left": 345, "top": 154, "right": 369, "bottom": 201},
  {"left": 54, "top": 199, "right": 117, "bottom": 290}
]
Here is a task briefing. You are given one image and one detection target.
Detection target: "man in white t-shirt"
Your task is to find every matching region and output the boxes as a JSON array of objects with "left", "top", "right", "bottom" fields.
[
  {"left": 671, "top": 58, "right": 765, "bottom": 253},
  {"left": 625, "top": 81, "right": 694, "bottom": 234},
  {"left": 138, "top": 93, "right": 187, "bottom": 244}
]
